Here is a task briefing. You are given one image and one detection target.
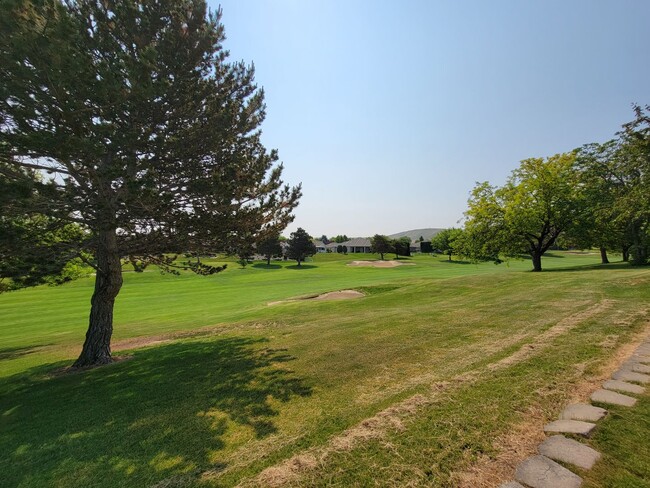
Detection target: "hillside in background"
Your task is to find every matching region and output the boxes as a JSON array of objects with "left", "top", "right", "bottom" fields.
[{"left": 388, "top": 228, "right": 445, "bottom": 241}]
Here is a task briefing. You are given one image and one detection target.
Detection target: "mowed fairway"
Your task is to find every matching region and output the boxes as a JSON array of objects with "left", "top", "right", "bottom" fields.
[{"left": 0, "top": 253, "right": 649, "bottom": 487}]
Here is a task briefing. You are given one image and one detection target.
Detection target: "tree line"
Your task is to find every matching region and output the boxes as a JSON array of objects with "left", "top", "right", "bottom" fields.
[
  {"left": 431, "top": 106, "right": 650, "bottom": 272},
  {"left": 369, "top": 235, "right": 414, "bottom": 260}
]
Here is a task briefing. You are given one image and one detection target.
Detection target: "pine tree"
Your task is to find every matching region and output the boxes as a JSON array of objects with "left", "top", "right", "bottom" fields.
[
  {"left": 0, "top": 0, "right": 301, "bottom": 367},
  {"left": 286, "top": 228, "right": 316, "bottom": 267}
]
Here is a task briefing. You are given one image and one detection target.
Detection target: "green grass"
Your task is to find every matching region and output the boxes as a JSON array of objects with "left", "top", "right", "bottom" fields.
[{"left": 0, "top": 251, "right": 648, "bottom": 487}]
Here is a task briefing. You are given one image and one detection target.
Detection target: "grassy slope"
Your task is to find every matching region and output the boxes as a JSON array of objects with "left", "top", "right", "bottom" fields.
[{"left": 0, "top": 252, "right": 648, "bottom": 487}]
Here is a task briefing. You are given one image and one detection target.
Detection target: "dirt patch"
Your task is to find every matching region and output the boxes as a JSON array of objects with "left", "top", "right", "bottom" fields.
[
  {"left": 347, "top": 260, "right": 413, "bottom": 268},
  {"left": 113, "top": 336, "right": 172, "bottom": 352},
  {"left": 268, "top": 290, "right": 364, "bottom": 306}
]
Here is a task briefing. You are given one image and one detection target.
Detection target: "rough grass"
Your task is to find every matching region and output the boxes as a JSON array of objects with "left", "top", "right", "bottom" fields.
[{"left": 0, "top": 252, "right": 648, "bottom": 487}]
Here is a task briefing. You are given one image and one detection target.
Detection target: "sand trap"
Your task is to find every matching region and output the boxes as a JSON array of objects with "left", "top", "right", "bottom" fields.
[
  {"left": 313, "top": 290, "right": 364, "bottom": 300},
  {"left": 347, "top": 260, "right": 413, "bottom": 268},
  {"left": 268, "top": 289, "right": 364, "bottom": 305}
]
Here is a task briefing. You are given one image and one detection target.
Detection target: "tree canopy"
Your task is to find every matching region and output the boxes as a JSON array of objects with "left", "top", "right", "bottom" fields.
[
  {"left": 0, "top": 0, "right": 301, "bottom": 367},
  {"left": 286, "top": 228, "right": 316, "bottom": 266},
  {"left": 370, "top": 234, "right": 392, "bottom": 260},
  {"left": 257, "top": 233, "right": 283, "bottom": 266},
  {"left": 430, "top": 228, "right": 464, "bottom": 261},
  {"left": 464, "top": 152, "right": 581, "bottom": 271},
  {"left": 565, "top": 106, "right": 650, "bottom": 265}
]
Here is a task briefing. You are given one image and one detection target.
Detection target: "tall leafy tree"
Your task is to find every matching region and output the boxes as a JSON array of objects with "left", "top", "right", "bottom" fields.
[
  {"left": 568, "top": 106, "right": 650, "bottom": 266},
  {"left": 618, "top": 105, "right": 650, "bottom": 265},
  {"left": 370, "top": 234, "right": 392, "bottom": 260},
  {"left": 569, "top": 140, "right": 632, "bottom": 263},
  {"left": 0, "top": 0, "right": 301, "bottom": 367},
  {"left": 464, "top": 153, "right": 581, "bottom": 271},
  {"left": 286, "top": 228, "right": 316, "bottom": 267}
]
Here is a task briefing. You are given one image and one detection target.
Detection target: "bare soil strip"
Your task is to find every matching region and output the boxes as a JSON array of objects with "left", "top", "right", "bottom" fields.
[
  {"left": 488, "top": 300, "right": 615, "bottom": 371},
  {"left": 229, "top": 300, "right": 619, "bottom": 488},
  {"left": 268, "top": 289, "right": 364, "bottom": 306}
]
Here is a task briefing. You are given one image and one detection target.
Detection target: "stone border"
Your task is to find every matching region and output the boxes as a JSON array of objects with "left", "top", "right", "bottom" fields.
[{"left": 500, "top": 337, "right": 650, "bottom": 488}]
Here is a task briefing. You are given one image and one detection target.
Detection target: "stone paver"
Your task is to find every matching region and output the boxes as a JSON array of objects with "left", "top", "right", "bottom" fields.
[
  {"left": 538, "top": 435, "right": 601, "bottom": 469},
  {"left": 603, "top": 379, "right": 645, "bottom": 395},
  {"left": 612, "top": 370, "right": 650, "bottom": 384},
  {"left": 515, "top": 455, "right": 582, "bottom": 488},
  {"left": 632, "top": 363, "right": 650, "bottom": 374},
  {"left": 632, "top": 355, "right": 650, "bottom": 364},
  {"left": 499, "top": 482, "right": 526, "bottom": 488},
  {"left": 544, "top": 419, "right": 596, "bottom": 437},
  {"left": 591, "top": 389, "right": 637, "bottom": 407},
  {"left": 559, "top": 403, "right": 607, "bottom": 422}
]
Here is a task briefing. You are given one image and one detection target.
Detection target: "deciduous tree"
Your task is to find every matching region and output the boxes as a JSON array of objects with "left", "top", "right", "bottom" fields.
[
  {"left": 430, "top": 228, "right": 464, "bottom": 261},
  {"left": 370, "top": 234, "right": 392, "bottom": 260},
  {"left": 464, "top": 153, "right": 581, "bottom": 271},
  {"left": 392, "top": 236, "right": 411, "bottom": 259}
]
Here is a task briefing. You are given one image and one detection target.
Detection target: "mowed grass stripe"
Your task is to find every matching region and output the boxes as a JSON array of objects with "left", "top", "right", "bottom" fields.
[{"left": 0, "top": 252, "right": 648, "bottom": 488}]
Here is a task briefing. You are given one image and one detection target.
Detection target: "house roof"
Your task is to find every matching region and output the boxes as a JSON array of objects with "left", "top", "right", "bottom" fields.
[{"left": 342, "top": 237, "right": 372, "bottom": 247}]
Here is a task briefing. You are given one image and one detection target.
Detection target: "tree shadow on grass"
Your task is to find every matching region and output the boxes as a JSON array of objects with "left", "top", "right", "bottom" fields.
[
  {"left": 285, "top": 264, "right": 317, "bottom": 270},
  {"left": 0, "top": 344, "right": 48, "bottom": 361},
  {"left": 544, "top": 262, "right": 636, "bottom": 273},
  {"left": 0, "top": 337, "right": 312, "bottom": 488},
  {"left": 251, "top": 263, "right": 282, "bottom": 270}
]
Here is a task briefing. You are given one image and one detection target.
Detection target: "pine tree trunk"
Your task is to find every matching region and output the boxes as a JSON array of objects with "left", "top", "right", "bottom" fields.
[
  {"left": 600, "top": 247, "right": 609, "bottom": 264},
  {"left": 73, "top": 228, "right": 123, "bottom": 368},
  {"left": 622, "top": 245, "right": 630, "bottom": 262},
  {"left": 531, "top": 252, "right": 542, "bottom": 272}
]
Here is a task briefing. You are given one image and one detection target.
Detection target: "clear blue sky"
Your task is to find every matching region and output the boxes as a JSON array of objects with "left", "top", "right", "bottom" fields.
[{"left": 208, "top": 0, "right": 650, "bottom": 238}]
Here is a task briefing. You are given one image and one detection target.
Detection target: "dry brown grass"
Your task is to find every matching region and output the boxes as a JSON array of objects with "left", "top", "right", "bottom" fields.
[
  {"left": 236, "top": 301, "right": 648, "bottom": 488},
  {"left": 488, "top": 299, "right": 614, "bottom": 372},
  {"left": 454, "top": 318, "right": 650, "bottom": 488}
]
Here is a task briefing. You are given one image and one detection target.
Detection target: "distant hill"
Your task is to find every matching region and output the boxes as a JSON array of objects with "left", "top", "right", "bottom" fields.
[{"left": 388, "top": 228, "right": 445, "bottom": 242}]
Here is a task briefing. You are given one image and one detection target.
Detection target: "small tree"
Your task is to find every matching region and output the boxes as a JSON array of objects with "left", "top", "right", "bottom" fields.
[
  {"left": 334, "top": 235, "right": 349, "bottom": 243},
  {"left": 370, "top": 234, "right": 393, "bottom": 260},
  {"left": 286, "top": 228, "right": 317, "bottom": 267},
  {"left": 257, "top": 234, "right": 283, "bottom": 266},
  {"left": 393, "top": 237, "right": 411, "bottom": 259},
  {"left": 431, "top": 228, "right": 464, "bottom": 261}
]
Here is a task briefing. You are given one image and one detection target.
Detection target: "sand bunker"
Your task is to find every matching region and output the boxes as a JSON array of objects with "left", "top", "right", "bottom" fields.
[
  {"left": 269, "top": 289, "right": 364, "bottom": 305},
  {"left": 347, "top": 260, "right": 413, "bottom": 268},
  {"left": 313, "top": 290, "right": 364, "bottom": 300}
]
